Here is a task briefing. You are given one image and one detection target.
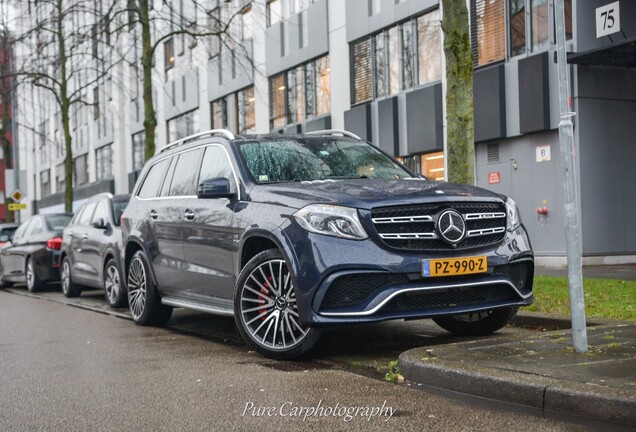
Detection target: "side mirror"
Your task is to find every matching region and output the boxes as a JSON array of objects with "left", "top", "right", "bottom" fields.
[
  {"left": 198, "top": 177, "right": 234, "bottom": 199},
  {"left": 92, "top": 218, "right": 108, "bottom": 229}
]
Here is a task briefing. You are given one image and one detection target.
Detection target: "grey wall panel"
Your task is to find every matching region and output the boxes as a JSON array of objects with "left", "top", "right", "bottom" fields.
[
  {"left": 405, "top": 83, "right": 443, "bottom": 155},
  {"left": 518, "top": 53, "right": 550, "bottom": 134},
  {"left": 344, "top": 103, "right": 373, "bottom": 141},
  {"left": 207, "top": 41, "right": 254, "bottom": 102},
  {"left": 37, "top": 179, "right": 115, "bottom": 209},
  {"left": 305, "top": 115, "right": 332, "bottom": 132},
  {"left": 164, "top": 69, "right": 200, "bottom": 120},
  {"left": 377, "top": 97, "right": 399, "bottom": 156},
  {"left": 474, "top": 64, "right": 506, "bottom": 142},
  {"left": 265, "top": 0, "right": 329, "bottom": 76},
  {"left": 577, "top": 0, "right": 636, "bottom": 53},
  {"left": 504, "top": 61, "right": 521, "bottom": 137},
  {"left": 475, "top": 132, "right": 566, "bottom": 256},
  {"left": 284, "top": 124, "right": 303, "bottom": 134},
  {"left": 346, "top": 0, "right": 438, "bottom": 42}
]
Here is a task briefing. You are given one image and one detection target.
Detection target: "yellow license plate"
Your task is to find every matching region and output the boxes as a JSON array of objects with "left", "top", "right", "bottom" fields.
[{"left": 422, "top": 256, "right": 488, "bottom": 277}]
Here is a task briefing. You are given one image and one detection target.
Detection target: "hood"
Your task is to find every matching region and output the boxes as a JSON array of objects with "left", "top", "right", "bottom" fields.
[{"left": 248, "top": 179, "right": 505, "bottom": 210}]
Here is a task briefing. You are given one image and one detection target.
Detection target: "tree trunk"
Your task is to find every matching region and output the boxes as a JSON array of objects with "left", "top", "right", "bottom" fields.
[
  {"left": 139, "top": 0, "right": 157, "bottom": 161},
  {"left": 57, "top": 0, "right": 73, "bottom": 212},
  {"left": 441, "top": 0, "right": 475, "bottom": 185}
]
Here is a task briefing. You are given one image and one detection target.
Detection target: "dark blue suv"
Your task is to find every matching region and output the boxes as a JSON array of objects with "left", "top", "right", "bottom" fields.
[{"left": 122, "top": 129, "right": 533, "bottom": 359}]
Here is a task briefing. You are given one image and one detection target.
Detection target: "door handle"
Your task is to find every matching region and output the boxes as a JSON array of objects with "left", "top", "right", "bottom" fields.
[
  {"left": 184, "top": 209, "right": 195, "bottom": 221},
  {"left": 150, "top": 210, "right": 158, "bottom": 220},
  {"left": 82, "top": 233, "right": 88, "bottom": 240},
  {"left": 68, "top": 231, "right": 74, "bottom": 237}
]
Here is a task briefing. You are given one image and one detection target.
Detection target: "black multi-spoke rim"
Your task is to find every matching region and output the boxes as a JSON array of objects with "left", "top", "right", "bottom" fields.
[
  {"left": 455, "top": 310, "right": 493, "bottom": 322},
  {"left": 127, "top": 257, "right": 147, "bottom": 320},
  {"left": 239, "top": 259, "right": 308, "bottom": 351},
  {"left": 61, "top": 261, "right": 70, "bottom": 294},
  {"left": 105, "top": 265, "right": 120, "bottom": 304}
]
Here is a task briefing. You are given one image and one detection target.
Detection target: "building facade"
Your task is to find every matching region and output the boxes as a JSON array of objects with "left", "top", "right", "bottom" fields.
[{"left": 14, "top": 0, "right": 636, "bottom": 264}]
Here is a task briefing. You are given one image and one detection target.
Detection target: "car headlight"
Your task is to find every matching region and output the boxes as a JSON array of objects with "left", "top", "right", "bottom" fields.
[
  {"left": 293, "top": 205, "right": 369, "bottom": 240},
  {"left": 506, "top": 197, "right": 521, "bottom": 231}
]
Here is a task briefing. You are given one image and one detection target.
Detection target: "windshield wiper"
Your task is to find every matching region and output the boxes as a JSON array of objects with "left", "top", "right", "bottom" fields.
[{"left": 324, "top": 175, "right": 369, "bottom": 179}]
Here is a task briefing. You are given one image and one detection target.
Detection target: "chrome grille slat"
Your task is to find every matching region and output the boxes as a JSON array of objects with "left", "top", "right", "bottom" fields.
[
  {"left": 379, "top": 232, "right": 438, "bottom": 240},
  {"left": 466, "top": 227, "right": 506, "bottom": 237},
  {"left": 372, "top": 215, "right": 434, "bottom": 224},
  {"left": 464, "top": 212, "right": 506, "bottom": 220}
]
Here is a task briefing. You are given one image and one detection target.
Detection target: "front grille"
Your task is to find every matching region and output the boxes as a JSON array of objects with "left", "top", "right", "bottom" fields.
[
  {"left": 319, "top": 259, "right": 533, "bottom": 311},
  {"left": 321, "top": 273, "right": 410, "bottom": 308},
  {"left": 382, "top": 284, "right": 517, "bottom": 313},
  {"left": 371, "top": 202, "right": 507, "bottom": 251}
]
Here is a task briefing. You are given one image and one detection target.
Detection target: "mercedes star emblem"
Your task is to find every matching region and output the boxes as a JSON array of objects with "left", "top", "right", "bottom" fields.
[{"left": 436, "top": 210, "right": 466, "bottom": 244}]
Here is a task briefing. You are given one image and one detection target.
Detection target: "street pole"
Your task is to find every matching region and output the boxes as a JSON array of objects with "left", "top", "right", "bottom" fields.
[{"left": 554, "top": 0, "right": 587, "bottom": 353}]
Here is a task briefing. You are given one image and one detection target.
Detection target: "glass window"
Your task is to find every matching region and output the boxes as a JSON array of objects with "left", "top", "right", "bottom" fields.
[
  {"left": 509, "top": 0, "right": 526, "bottom": 56},
  {"left": 242, "top": 5, "right": 253, "bottom": 40},
  {"left": 299, "top": 10, "right": 308, "bottom": 48},
  {"left": 46, "top": 214, "right": 72, "bottom": 231},
  {"left": 138, "top": 158, "right": 170, "bottom": 198},
  {"left": 287, "top": 66, "right": 305, "bottom": 124},
  {"left": 164, "top": 38, "right": 175, "bottom": 71},
  {"left": 417, "top": 10, "right": 442, "bottom": 84},
  {"left": 421, "top": 151, "right": 445, "bottom": 181},
  {"left": 401, "top": 22, "right": 415, "bottom": 90},
  {"left": 315, "top": 56, "right": 330, "bottom": 116},
  {"left": 13, "top": 219, "right": 34, "bottom": 241},
  {"left": 160, "top": 157, "right": 178, "bottom": 197},
  {"left": 211, "top": 98, "right": 228, "bottom": 130},
  {"left": 198, "top": 146, "right": 233, "bottom": 184},
  {"left": 40, "top": 171, "right": 51, "bottom": 197},
  {"left": 472, "top": 0, "right": 505, "bottom": 66},
  {"left": 351, "top": 37, "right": 372, "bottom": 104},
  {"left": 167, "top": 109, "right": 199, "bottom": 143},
  {"left": 238, "top": 86, "right": 256, "bottom": 134},
  {"left": 96, "top": 145, "right": 113, "bottom": 181},
  {"left": 79, "top": 202, "right": 97, "bottom": 226},
  {"left": 207, "top": 8, "right": 221, "bottom": 58},
  {"left": 530, "top": 0, "right": 549, "bottom": 52},
  {"left": 374, "top": 32, "right": 387, "bottom": 98},
  {"left": 267, "top": 0, "right": 282, "bottom": 27},
  {"left": 169, "top": 149, "right": 203, "bottom": 196},
  {"left": 387, "top": 27, "right": 399, "bottom": 96},
  {"left": 368, "top": 0, "right": 380, "bottom": 16},
  {"left": 74, "top": 155, "right": 88, "bottom": 186},
  {"left": 269, "top": 73, "right": 286, "bottom": 129},
  {"left": 132, "top": 132, "right": 145, "bottom": 170},
  {"left": 112, "top": 197, "right": 130, "bottom": 226},
  {"left": 92, "top": 201, "right": 110, "bottom": 224}
]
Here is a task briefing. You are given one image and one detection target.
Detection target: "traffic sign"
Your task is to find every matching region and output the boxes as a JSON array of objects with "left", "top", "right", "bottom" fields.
[
  {"left": 11, "top": 190, "right": 24, "bottom": 202},
  {"left": 8, "top": 203, "right": 27, "bottom": 211}
]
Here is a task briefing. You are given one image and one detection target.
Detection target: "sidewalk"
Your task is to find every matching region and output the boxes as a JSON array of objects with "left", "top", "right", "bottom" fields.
[
  {"left": 536, "top": 264, "right": 636, "bottom": 281},
  {"left": 399, "top": 321, "right": 636, "bottom": 426}
]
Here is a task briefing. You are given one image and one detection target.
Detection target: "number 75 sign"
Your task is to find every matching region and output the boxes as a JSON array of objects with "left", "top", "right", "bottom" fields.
[{"left": 596, "top": 1, "right": 620, "bottom": 38}]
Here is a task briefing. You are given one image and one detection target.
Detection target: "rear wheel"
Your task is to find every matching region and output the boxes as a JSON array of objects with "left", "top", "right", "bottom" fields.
[
  {"left": 127, "top": 250, "right": 172, "bottom": 326},
  {"left": 61, "top": 257, "right": 81, "bottom": 297},
  {"left": 433, "top": 306, "right": 518, "bottom": 336},
  {"left": 26, "top": 258, "right": 45, "bottom": 293},
  {"left": 234, "top": 249, "right": 320, "bottom": 360},
  {"left": 104, "top": 259, "right": 126, "bottom": 308}
]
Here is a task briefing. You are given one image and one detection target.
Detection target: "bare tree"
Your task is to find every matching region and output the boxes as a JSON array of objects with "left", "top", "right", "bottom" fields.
[
  {"left": 119, "top": 0, "right": 248, "bottom": 161},
  {"left": 0, "top": 30, "right": 14, "bottom": 222},
  {"left": 9, "top": 0, "right": 126, "bottom": 211}
]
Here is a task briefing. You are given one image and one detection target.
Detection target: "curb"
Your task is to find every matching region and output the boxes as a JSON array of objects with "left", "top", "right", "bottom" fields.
[{"left": 399, "top": 340, "right": 636, "bottom": 426}]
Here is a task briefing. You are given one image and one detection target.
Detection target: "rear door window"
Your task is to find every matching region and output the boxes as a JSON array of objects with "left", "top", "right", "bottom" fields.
[
  {"left": 168, "top": 149, "right": 203, "bottom": 196},
  {"left": 159, "top": 156, "right": 177, "bottom": 197},
  {"left": 138, "top": 158, "right": 170, "bottom": 199}
]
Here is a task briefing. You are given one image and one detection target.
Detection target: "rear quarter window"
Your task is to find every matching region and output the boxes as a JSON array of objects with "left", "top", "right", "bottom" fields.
[{"left": 46, "top": 215, "right": 73, "bottom": 231}]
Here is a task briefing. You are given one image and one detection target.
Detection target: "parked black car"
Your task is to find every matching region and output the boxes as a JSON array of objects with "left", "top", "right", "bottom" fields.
[
  {"left": 0, "top": 223, "right": 19, "bottom": 247},
  {"left": 60, "top": 193, "right": 130, "bottom": 307},
  {"left": 122, "top": 129, "right": 534, "bottom": 359},
  {"left": 0, "top": 213, "right": 73, "bottom": 291}
]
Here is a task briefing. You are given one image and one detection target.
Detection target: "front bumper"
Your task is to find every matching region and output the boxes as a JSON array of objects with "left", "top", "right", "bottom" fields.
[{"left": 278, "top": 220, "right": 534, "bottom": 327}]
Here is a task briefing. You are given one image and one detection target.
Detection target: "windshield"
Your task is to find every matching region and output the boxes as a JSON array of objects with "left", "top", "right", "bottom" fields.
[
  {"left": 45, "top": 215, "right": 73, "bottom": 231},
  {"left": 238, "top": 139, "right": 411, "bottom": 183}
]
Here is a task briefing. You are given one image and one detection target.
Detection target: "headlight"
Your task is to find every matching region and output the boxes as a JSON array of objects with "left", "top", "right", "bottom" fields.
[
  {"left": 293, "top": 205, "right": 369, "bottom": 240},
  {"left": 506, "top": 197, "right": 521, "bottom": 231}
]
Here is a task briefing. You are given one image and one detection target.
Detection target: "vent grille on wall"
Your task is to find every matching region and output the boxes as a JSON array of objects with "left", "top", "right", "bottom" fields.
[{"left": 487, "top": 142, "right": 500, "bottom": 163}]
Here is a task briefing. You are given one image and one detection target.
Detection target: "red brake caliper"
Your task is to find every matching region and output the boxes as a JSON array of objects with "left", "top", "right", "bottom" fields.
[{"left": 258, "top": 276, "right": 274, "bottom": 320}]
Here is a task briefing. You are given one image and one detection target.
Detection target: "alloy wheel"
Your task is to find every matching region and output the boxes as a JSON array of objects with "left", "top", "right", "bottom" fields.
[
  {"left": 105, "top": 264, "right": 120, "bottom": 304},
  {"left": 239, "top": 259, "right": 308, "bottom": 351},
  {"left": 26, "top": 260, "right": 34, "bottom": 290},
  {"left": 127, "top": 256, "right": 147, "bottom": 320},
  {"left": 61, "top": 260, "right": 71, "bottom": 295}
]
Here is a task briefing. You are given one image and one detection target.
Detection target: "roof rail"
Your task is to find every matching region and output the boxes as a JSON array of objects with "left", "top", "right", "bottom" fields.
[
  {"left": 304, "top": 129, "right": 362, "bottom": 140},
  {"left": 159, "top": 129, "right": 236, "bottom": 154}
]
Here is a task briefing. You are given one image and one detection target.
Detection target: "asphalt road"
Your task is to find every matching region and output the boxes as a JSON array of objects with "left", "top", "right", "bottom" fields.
[{"left": 0, "top": 288, "right": 620, "bottom": 432}]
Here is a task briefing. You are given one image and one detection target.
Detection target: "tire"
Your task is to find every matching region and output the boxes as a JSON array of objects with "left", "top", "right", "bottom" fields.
[
  {"left": 61, "top": 257, "right": 82, "bottom": 297},
  {"left": 127, "top": 250, "right": 172, "bottom": 326},
  {"left": 104, "top": 258, "right": 127, "bottom": 308},
  {"left": 234, "top": 249, "right": 320, "bottom": 360},
  {"left": 26, "top": 257, "right": 45, "bottom": 293},
  {"left": 433, "top": 306, "right": 519, "bottom": 336}
]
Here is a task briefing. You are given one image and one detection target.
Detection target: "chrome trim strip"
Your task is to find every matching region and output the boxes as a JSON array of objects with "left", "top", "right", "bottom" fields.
[
  {"left": 305, "top": 129, "right": 361, "bottom": 140},
  {"left": 161, "top": 297, "right": 234, "bottom": 317},
  {"left": 320, "top": 279, "right": 530, "bottom": 317},
  {"left": 464, "top": 212, "right": 506, "bottom": 220},
  {"left": 159, "top": 129, "right": 235, "bottom": 154},
  {"left": 466, "top": 227, "right": 506, "bottom": 237},
  {"left": 379, "top": 232, "right": 438, "bottom": 240},
  {"left": 372, "top": 215, "right": 434, "bottom": 224}
]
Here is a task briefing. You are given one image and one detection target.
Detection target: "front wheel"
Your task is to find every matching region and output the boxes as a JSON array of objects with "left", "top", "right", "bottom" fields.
[
  {"left": 234, "top": 249, "right": 320, "bottom": 360},
  {"left": 127, "top": 250, "right": 172, "bottom": 326},
  {"left": 433, "top": 306, "right": 519, "bottom": 336}
]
